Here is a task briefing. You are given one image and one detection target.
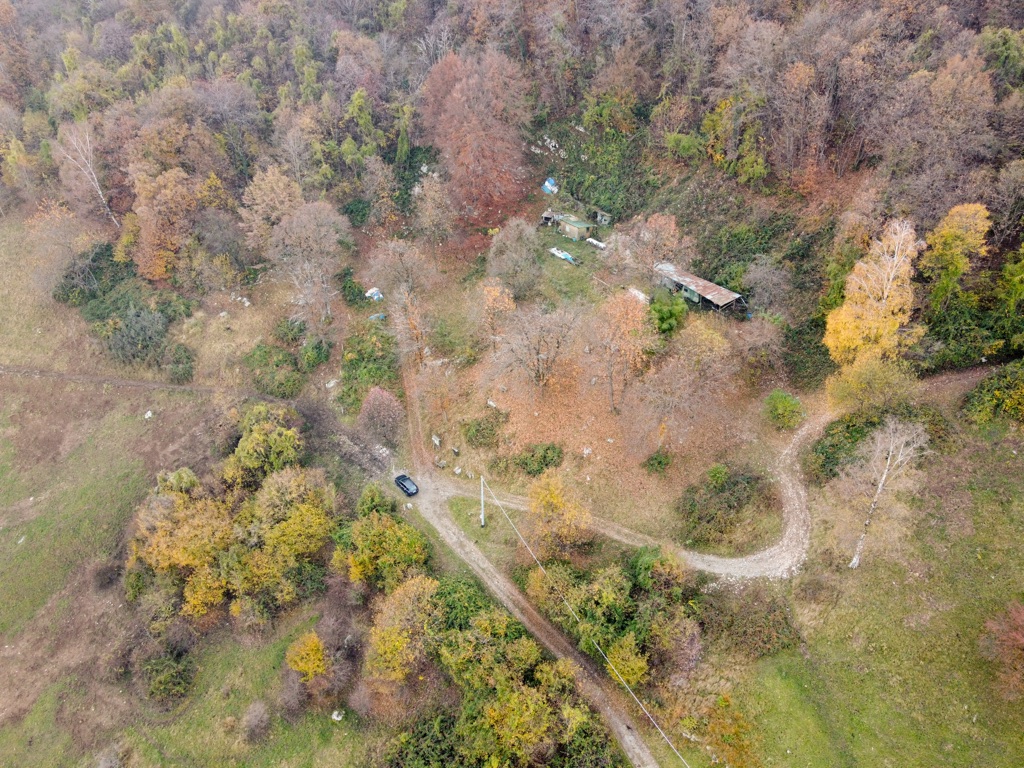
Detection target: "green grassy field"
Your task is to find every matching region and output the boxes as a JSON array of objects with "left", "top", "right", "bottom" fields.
[
  {"left": 0, "top": 397, "right": 148, "bottom": 638},
  {"left": 735, "top": 427, "right": 1024, "bottom": 767}
]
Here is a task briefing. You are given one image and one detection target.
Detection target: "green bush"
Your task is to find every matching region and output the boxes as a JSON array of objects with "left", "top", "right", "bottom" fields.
[
  {"left": 143, "top": 653, "right": 195, "bottom": 701},
  {"left": 163, "top": 343, "right": 195, "bottom": 384},
  {"left": 273, "top": 317, "right": 307, "bottom": 345},
  {"left": 676, "top": 466, "right": 770, "bottom": 546},
  {"left": 700, "top": 584, "right": 797, "bottom": 659},
  {"left": 342, "top": 197, "right": 371, "bottom": 227},
  {"left": 336, "top": 267, "right": 370, "bottom": 306},
  {"left": 764, "top": 389, "right": 804, "bottom": 429},
  {"left": 513, "top": 443, "right": 564, "bottom": 476},
  {"left": 964, "top": 361, "right": 1024, "bottom": 424},
  {"left": 104, "top": 306, "right": 169, "bottom": 365},
  {"left": 337, "top": 324, "right": 399, "bottom": 411},
  {"left": 804, "top": 411, "right": 884, "bottom": 483},
  {"left": 782, "top": 316, "right": 837, "bottom": 390},
  {"left": 124, "top": 569, "right": 150, "bottom": 603},
  {"left": 649, "top": 289, "right": 687, "bottom": 334},
  {"left": 462, "top": 409, "right": 509, "bottom": 449},
  {"left": 641, "top": 448, "right": 672, "bottom": 475},
  {"left": 430, "top": 316, "right": 480, "bottom": 366},
  {"left": 298, "top": 337, "right": 332, "bottom": 372},
  {"left": 243, "top": 343, "right": 306, "bottom": 398},
  {"left": 665, "top": 132, "right": 704, "bottom": 161}
]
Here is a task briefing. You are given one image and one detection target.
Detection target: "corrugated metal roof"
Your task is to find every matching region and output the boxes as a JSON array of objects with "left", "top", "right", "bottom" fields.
[
  {"left": 654, "top": 262, "right": 742, "bottom": 307},
  {"left": 559, "top": 216, "right": 594, "bottom": 229}
]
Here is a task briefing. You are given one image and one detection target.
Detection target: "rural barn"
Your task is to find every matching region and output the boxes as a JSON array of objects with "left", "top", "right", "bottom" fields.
[
  {"left": 557, "top": 216, "right": 596, "bottom": 241},
  {"left": 654, "top": 262, "right": 747, "bottom": 312}
]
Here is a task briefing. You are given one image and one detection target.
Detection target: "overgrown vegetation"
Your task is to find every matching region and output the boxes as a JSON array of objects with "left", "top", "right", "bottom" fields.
[
  {"left": 964, "top": 361, "right": 1024, "bottom": 424},
  {"left": 461, "top": 408, "right": 509, "bottom": 449},
  {"left": 54, "top": 243, "right": 197, "bottom": 377},
  {"left": 764, "top": 389, "right": 804, "bottom": 429},
  {"left": 336, "top": 323, "right": 400, "bottom": 412},
  {"left": 244, "top": 343, "right": 306, "bottom": 398},
  {"left": 675, "top": 464, "right": 776, "bottom": 549}
]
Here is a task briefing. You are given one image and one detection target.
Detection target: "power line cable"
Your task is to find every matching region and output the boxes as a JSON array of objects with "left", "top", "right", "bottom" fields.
[{"left": 480, "top": 476, "right": 692, "bottom": 768}]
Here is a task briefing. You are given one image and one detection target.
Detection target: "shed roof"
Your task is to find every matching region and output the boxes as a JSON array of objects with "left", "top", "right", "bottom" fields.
[
  {"left": 654, "top": 262, "right": 742, "bottom": 307},
  {"left": 559, "top": 216, "right": 594, "bottom": 229}
]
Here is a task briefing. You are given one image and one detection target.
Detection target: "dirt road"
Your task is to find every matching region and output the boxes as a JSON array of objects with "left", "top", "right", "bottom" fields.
[{"left": 401, "top": 367, "right": 663, "bottom": 768}]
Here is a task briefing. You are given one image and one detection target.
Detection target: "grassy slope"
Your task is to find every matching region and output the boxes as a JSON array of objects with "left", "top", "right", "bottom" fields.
[
  {"left": 0, "top": 400, "right": 148, "bottom": 637},
  {"left": 737, "top": 429, "right": 1024, "bottom": 767}
]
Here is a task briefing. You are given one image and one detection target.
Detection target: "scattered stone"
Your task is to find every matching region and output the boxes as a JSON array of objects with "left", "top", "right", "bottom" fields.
[
  {"left": 606, "top": 438, "right": 614, "bottom": 443},
  {"left": 242, "top": 298, "right": 251, "bottom": 307},
  {"left": 435, "top": 459, "right": 448, "bottom": 469},
  {"left": 144, "top": 410, "right": 153, "bottom": 419},
  {"left": 452, "top": 447, "right": 460, "bottom": 456},
  {"left": 454, "top": 467, "right": 462, "bottom": 476},
  {"left": 326, "top": 379, "right": 338, "bottom": 389},
  {"left": 583, "top": 447, "right": 592, "bottom": 457},
  {"left": 487, "top": 400, "right": 498, "bottom": 408},
  {"left": 17, "top": 536, "right": 25, "bottom": 545},
  {"left": 331, "top": 710, "right": 344, "bottom": 722},
  {"left": 405, "top": 503, "right": 413, "bottom": 510},
  {"left": 432, "top": 434, "right": 441, "bottom": 448},
  {"left": 219, "top": 311, "right": 229, "bottom": 318}
]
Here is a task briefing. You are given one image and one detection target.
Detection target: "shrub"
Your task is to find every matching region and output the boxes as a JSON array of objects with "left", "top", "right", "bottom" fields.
[
  {"left": 337, "top": 325, "right": 399, "bottom": 411},
  {"left": 665, "top": 132, "right": 704, "bottom": 161},
  {"left": 649, "top": 289, "right": 687, "bottom": 334},
  {"left": 143, "top": 653, "right": 195, "bottom": 701},
  {"left": 764, "top": 389, "right": 804, "bottom": 429},
  {"left": 243, "top": 343, "right": 305, "bottom": 398},
  {"left": 163, "top": 343, "right": 195, "bottom": 384},
  {"left": 641, "top": 448, "right": 672, "bottom": 475},
  {"left": 782, "top": 316, "right": 837, "bottom": 390},
  {"left": 336, "top": 267, "right": 369, "bottom": 306},
  {"left": 804, "top": 412, "right": 884, "bottom": 483},
  {"left": 297, "top": 337, "right": 332, "bottom": 372},
  {"left": 462, "top": 409, "right": 509, "bottom": 449},
  {"left": 964, "top": 361, "right": 1024, "bottom": 424},
  {"left": 105, "top": 306, "right": 169, "bottom": 365},
  {"left": 701, "top": 584, "right": 797, "bottom": 658},
  {"left": 676, "top": 466, "right": 771, "bottom": 546},
  {"left": 357, "top": 387, "right": 405, "bottom": 446},
  {"left": 124, "top": 569, "right": 149, "bottom": 602},
  {"left": 242, "top": 700, "right": 271, "bottom": 743},
  {"left": 514, "top": 443, "right": 564, "bottom": 476},
  {"left": 286, "top": 631, "right": 330, "bottom": 683},
  {"left": 343, "top": 197, "right": 371, "bottom": 227},
  {"left": 273, "top": 318, "right": 307, "bottom": 345}
]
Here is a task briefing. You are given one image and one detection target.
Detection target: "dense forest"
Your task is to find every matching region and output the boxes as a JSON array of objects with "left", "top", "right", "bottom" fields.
[{"left": 2, "top": 0, "right": 1024, "bottom": 766}]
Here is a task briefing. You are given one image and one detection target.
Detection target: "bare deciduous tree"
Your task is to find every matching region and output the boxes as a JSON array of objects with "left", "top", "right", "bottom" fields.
[
  {"left": 370, "top": 239, "right": 428, "bottom": 293},
  {"left": 55, "top": 121, "right": 119, "bottom": 227},
  {"left": 847, "top": 417, "right": 930, "bottom": 569},
  {"left": 357, "top": 386, "right": 405, "bottom": 447},
  {"left": 591, "top": 291, "right": 657, "bottom": 412},
  {"left": 504, "top": 304, "right": 580, "bottom": 388},
  {"left": 486, "top": 217, "right": 541, "bottom": 299},
  {"left": 269, "top": 202, "right": 352, "bottom": 329}
]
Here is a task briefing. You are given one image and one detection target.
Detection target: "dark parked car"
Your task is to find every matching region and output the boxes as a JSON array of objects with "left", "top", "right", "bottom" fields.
[{"left": 395, "top": 474, "right": 419, "bottom": 497}]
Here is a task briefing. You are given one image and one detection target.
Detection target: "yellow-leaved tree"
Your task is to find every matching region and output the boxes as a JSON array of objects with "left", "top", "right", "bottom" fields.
[
  {"left": 823, "top": 218, "right": 925, "bottom": 366},
  {"left": 525, "top": 474, "right": 593, "bottom": 561},
  {"left": 921, "top": 203, "right": 990, "bottom": 313},
  {"left": 286, "top": 630, "right": 330, "bottom": 683}
]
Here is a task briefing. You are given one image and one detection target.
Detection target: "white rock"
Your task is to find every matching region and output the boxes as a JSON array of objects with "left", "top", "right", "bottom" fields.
[
  {"left": 17, "top": 536, "right": 25, "bottom": 545},
  {"left": 583, "top": 447, "right": 592, "bottom": 457},
  {"left": 331, "top": 710, "right": 344, "bottom": 722},
  {"left": 219, "top": 311, "right": 228, "bottom": 318},
  {"left": 144, "top": 410, "right": 153, "bottom": 419},
  {"left": 606, "top": 438, "right": 614, "bottom": 443},
  {"left": 487, "top": 400, "right": 497, "bottom": 408},
  {"left": 454, "top": 467, "right": 462, "bottom": 475},
  {"left": 326, "top": 379, "right": 338, "bottom": 389}
]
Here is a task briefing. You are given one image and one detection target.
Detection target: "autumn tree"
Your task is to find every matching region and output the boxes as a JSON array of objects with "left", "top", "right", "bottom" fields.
[
  {"left": 54, "top": 122, "right": 119, "bottom": 228},
  {"left": 269, "top": 201, "right": 352, "bottom": 329},
  {"left": 486, "top": 218, "right": 542, "bottom": 299},
  {"left": 479, "top": 277, "right": 515, "bottom": 351},
  {"left": 286, "top": 631, "right": 331, "bottom": 683},
  {"left": 364, "top": 575, "right": 439, "bottom": 685},
  {"left": 370, "top": 239, "right": 429, "bottom": 293},
  {"left": 420, "top": 49, "right": 530, "bottom": 214},
  {"left": 342, "top": 511, "right": 430, "bottom": 593},
  {"left": 413, "top": 175, "right": 455, "bottom": 244},
  {"left": 846, "top": 417, "right": 930, "bottom": 569},
  {"left": 525, "top": 473, "right": 593, "bottom": 561},
  {"left": 921, "top": 204, "right": 990, "bottom": 313},
  {"left": 357, "top": 386, "right": 405, "bottom": 446},
  {"left": 131, "top": 167, "right": 197, "bottom": 280},
  {"left": 504, "top": 304, "right": 580, "bottom": 389},
  {"left": 826, "top": 357, "right": 918, "bottom": 415},
  {"left": 983, "top": 601, "right": 1024, "bottom": 701},
  {"left": 823, "top": 219, "right": 924, "bottom": 366},
  {"left": 591, "top": 291, "right": 657, "bottom": 412},
  {"left": 617, "top": 213, "right": 681, "bottom": 273},
  {"left": 240, "top": 165, "right": 304, "bottom": 251}
]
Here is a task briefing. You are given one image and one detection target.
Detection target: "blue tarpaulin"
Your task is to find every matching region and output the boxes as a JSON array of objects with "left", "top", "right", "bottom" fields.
[{"left": 542, "top": 177, "right": 558, "bottom": 194}]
